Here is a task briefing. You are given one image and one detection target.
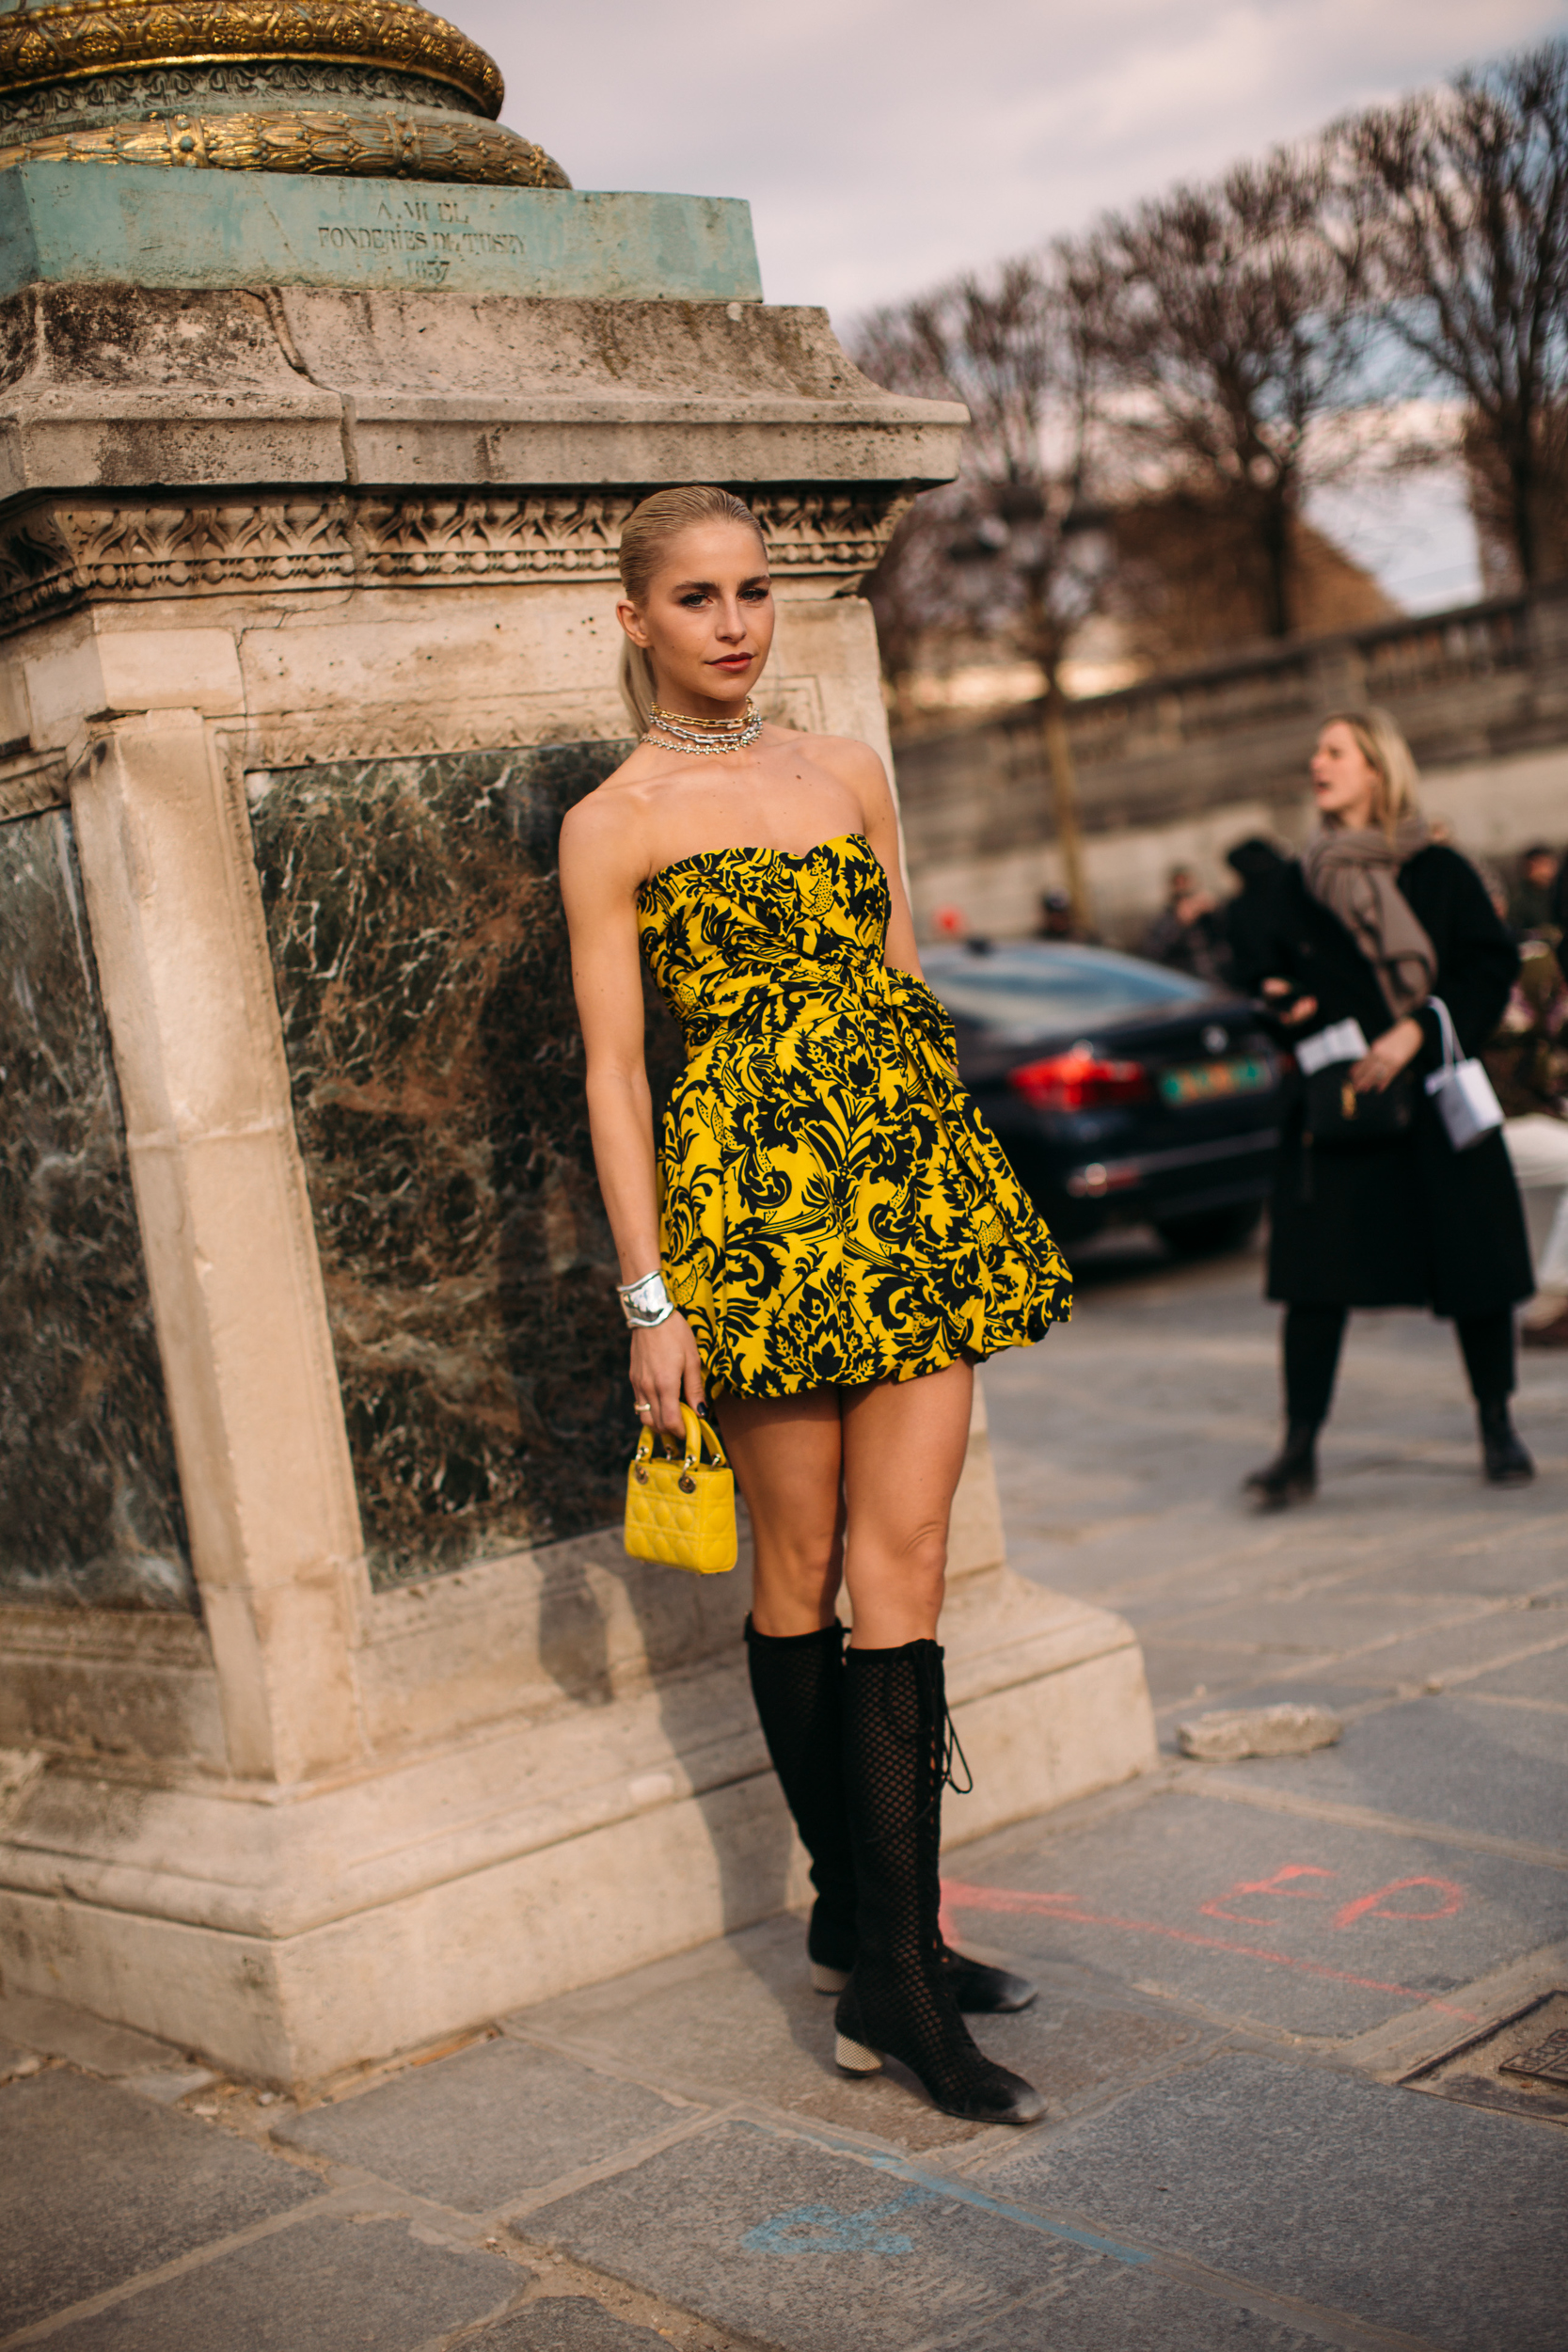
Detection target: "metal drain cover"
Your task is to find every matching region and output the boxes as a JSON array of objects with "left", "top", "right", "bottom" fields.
[
  {"left": 1402, "top": 1990, "right": 1568, "bottom": 2126},
  {"left": 1501, "top": 2026, "right": 1568, "bottom": 2088}
]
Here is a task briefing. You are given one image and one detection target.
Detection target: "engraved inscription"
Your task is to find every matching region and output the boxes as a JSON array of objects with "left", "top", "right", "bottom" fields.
[{"left": 315, "top": 192, "right": 527, "bottom": 282}]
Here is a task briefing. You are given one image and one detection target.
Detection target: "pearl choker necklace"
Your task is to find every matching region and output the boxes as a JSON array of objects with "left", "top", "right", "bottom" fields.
[{"left": 644, "top": 699, "right": 762, "bottom": 755}]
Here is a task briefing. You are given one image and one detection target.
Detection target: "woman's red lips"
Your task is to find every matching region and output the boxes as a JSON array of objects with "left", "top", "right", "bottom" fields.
[{"left": 712, "top": 656, "right": 752, "bottom": 669}]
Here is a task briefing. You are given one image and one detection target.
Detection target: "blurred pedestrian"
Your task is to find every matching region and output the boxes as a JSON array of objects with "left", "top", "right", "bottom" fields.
[
  {"left": 1036, "top": 888, "right": 1076, "bottom": 941},
  {"left": 1140, "top": 863, "right": 1231, "bottom": 984},
  {"left": 1232, "top": 707, "right": 1534, "bottom": 1503},
  {"left": 1481, "top": 881, "right": 1568, "bottom": 1348},
  {"left": 1509, "top": 844, "right": 1563, "bottom": 940},
  {"left": 1222, "top": 836, "right": 1290, "bottom": 977}
]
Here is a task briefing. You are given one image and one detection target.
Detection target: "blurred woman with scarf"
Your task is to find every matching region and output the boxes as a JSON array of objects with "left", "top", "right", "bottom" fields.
[{"left": 1232, "top": 709, "right": 1534, "bottom": 1505}]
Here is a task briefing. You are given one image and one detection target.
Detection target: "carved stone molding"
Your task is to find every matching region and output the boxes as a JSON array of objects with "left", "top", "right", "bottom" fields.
[
  {"left": 0, "top": 489, "right": 911, "bottom": 636},
  {"left": 0, "top": 752, "right": 67, "bottom": 819},
  {"left": 0, "top": 2, "right": 504, "bottom": 116}
]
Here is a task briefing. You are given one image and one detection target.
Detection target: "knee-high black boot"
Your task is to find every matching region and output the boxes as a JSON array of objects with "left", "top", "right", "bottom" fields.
[
  {"left": 832, "top": 1641, "right": 1045, "bottom": 2125},
  {"left": 744, "top": 1618, "right": 859, "bottom": 1974},
  {"left": 745, "top": 1619, "right": 1036, "bottom": 2013}
]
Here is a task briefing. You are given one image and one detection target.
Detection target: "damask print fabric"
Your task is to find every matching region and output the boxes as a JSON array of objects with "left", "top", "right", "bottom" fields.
[{"left": 636, "top": 833, "right": 1072, "bottom": 1396}]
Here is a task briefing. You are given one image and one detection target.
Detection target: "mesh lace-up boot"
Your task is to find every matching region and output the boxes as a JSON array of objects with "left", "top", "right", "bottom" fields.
[
  {"left": 832, "top": 1640, "right": 1045, "bottom": 2125},
  {"left": 745, "top": 1618, "right": 1037, "bottom": 2012}
]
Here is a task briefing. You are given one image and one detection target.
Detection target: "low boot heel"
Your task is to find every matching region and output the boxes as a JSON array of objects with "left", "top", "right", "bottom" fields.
[
  {"left": 1479, "top": 1399, "right": 1534, "bottom": 1486},
  {"left": 812, "top": 1961, "right": 850, "bottom": 1995},
  {"left": 837, "top": 1644, "right": 1049, "bottom": 2128},
  {"left": 834, "top": 2031, "right": 882, "bottom": 2075},
  {"left": 1243, "top": 1420, "right": 1319, "bottom": 1511}
]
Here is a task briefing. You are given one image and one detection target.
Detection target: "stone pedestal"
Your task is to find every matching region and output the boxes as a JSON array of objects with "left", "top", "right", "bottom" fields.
[{"left": 0, "top": 191, "right": 1154, "bottom": 2087}]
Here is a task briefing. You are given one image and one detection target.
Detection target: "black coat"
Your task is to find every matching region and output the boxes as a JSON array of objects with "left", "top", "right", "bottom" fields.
[{"left": 1234, "top": 847, "right": 1532, "bottom": 1318}]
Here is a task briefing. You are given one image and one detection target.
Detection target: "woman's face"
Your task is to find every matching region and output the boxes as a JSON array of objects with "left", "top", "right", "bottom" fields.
[
  {"left": 618, "top": 520, "right": 774, "bottom": 714},
  {"left": 1310, "top": 722, "right": 1381, "bottom": 831}
]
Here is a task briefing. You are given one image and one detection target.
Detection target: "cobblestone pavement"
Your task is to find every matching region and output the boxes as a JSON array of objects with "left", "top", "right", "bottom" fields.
[{"left": 5, "top": 1232, "right": 1565, "bottom": 2351}]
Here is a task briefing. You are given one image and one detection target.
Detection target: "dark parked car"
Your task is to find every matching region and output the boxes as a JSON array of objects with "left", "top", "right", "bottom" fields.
[{"left": 924, "top": 939, "right": 1283, "bottom": 1253}]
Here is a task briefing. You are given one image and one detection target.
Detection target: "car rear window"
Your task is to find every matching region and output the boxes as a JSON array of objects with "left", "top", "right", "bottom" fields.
[{"left": 923, "top": 946, "right": 1215, "bottom": 1036}]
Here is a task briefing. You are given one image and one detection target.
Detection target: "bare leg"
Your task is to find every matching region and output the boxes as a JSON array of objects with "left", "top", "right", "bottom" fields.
[
  {"left": 724, "top": 1360, "right": 1037, "bottom": 2041},
  {"left": 840, "top": 1359, "right": 973, "bottom": 1647},
  {"left": 711, "top": 1388, "right": 845, "bottom": 1636},
  {"left": 829, "top": 1360, "right": 1042, "bottom": 2121}
]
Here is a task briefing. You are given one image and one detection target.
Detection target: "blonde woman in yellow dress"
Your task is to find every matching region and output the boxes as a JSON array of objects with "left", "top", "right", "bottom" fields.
[{"left": 560, "top": 485, "right": 1071, "bottom": 2125}]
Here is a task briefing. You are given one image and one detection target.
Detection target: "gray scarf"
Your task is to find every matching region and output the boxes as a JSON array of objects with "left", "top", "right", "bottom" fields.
[{"left": 1301, "top": 817, "right": 1436, "bottom": 1019}]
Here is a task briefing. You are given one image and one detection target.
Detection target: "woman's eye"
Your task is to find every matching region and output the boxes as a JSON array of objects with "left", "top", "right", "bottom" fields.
[
  {"left": 679, "top": 592, "right": 708, "bottom": 608},
  {"left": 742, "top": 585, "right": 771, "bottom": 602}
]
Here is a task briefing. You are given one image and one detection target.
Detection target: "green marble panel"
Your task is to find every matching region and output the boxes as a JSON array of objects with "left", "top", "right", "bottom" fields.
[
  {"left": 247, "top": 741, "right": 679, "bottom": 1587},
  {"left": 0, "top": 808, "right": 193, "bottom": 1609}
]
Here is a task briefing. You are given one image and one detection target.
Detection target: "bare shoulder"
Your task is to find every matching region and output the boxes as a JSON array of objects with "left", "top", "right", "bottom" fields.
[
  {"left": 558, "top": 756, "right": 661, "bottom": 895},
  {"left": 559, "top": 746, "right": 662, "bottom": 853}
]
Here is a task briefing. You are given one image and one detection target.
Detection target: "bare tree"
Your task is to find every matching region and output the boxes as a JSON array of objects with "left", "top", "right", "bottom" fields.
[
  {"left": 1338, "top": 40, "right": 1568, "bottom": 590},
  {"left": 855, "top": 262, "right": 1105, "bottom": 925},
  {"left": 855, "top": 259, "right": 1102, "bottom": 694},
  {"left": 1067, "top": 147, "right": 1368, "bottom": 642}
]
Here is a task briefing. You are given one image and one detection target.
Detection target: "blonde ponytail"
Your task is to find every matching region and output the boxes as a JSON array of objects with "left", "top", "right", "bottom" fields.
[{"left": 618, "top": 637, "right": 657, "bottom": 734}]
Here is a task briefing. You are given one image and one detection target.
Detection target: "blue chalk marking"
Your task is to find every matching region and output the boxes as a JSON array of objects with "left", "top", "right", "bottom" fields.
[
  {"left": 723, "top": 2118, "right": 1152, "bottom": 2270},
  {"left": 739, "top": 2153, "right": 1151, "bottom": 2268},
  {"left": 862, "top": 2152, "right": 1152, "bottom": 2265},
  {"left": 742, "top": 2186, "right": 925, "bottom": 2256}
]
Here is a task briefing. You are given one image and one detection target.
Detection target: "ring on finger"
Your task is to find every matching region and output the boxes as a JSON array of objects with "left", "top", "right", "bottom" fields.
[{"left": 634, "top": 1402, "right": 652, "bottom": 1416}]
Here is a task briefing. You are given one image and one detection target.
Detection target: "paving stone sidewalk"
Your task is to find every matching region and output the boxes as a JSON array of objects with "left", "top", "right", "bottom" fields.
[{"left": 5, "top": 1234, "right": 1565, "bottom": 2351}]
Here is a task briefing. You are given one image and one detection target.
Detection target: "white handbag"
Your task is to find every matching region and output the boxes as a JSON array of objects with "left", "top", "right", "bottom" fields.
[{"left": 1424, "top": 995, "right": 1504, "bottom": 1152}]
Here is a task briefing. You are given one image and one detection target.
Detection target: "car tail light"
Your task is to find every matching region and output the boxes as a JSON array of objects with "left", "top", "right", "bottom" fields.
[{"left": 1007, "top": 1045, "right": 1153, "bottom": 1112}]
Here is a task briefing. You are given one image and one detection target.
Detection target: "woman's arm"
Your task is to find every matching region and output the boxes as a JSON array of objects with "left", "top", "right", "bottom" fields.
[
  {"left": 559, "top": 801, "right": 704, "bottom": 1437},
  {"left": 1421, "top": 851, "right": 1521, "bottom": 1058}
]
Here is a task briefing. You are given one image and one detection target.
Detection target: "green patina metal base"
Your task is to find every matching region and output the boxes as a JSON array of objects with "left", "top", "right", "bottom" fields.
[{"left": 0, "top": 161, "right": 762, "bottom": 302}]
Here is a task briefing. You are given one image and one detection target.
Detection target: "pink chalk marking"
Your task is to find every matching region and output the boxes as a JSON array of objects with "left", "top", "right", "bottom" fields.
[
  {"left": 1199, "top": 1864, "right": 1338, "bottom": 1925},
  {"left": 1331, "top": 1877, "right": 1467, "bottom": 1931},
  {"left": 941, "top": 1879, "right": 1480, "bottom": 2023}
]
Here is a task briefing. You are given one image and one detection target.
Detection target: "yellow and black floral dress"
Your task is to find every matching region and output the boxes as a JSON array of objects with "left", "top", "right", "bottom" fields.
[{"left": 636, "top": 832, "right": 1072, "bottom": 1397}]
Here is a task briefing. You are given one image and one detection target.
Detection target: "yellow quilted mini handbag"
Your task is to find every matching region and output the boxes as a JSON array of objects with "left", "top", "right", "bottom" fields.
[{"left": 624, "top": 1403, "right": 737, "bottom": 1574}]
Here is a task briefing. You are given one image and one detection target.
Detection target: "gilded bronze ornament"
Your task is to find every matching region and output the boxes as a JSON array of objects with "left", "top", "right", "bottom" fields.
[
  {"left": 0, "top": 109, "right": 568, "bottom": 183},
  {"left": 0, "top": 2, "right": 504, "bottom": 115},
  {"left": 0, "top": 2, "right": 571, "bottom": 187}
]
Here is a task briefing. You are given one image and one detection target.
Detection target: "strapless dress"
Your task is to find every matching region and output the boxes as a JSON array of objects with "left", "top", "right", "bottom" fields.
[{"left": 635, "top": 831, "right": 1071, "bottom": 1396}]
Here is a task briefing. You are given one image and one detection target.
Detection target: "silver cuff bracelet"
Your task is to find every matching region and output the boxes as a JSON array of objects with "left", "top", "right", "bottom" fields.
[{"left": 618, "top": 1270, "right": 674, "bottom": 1328}]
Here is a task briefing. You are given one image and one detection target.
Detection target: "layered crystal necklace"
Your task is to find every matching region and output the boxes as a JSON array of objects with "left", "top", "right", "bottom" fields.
[{"left": 643, "top": 699, "right": 762, "bottom": 755}]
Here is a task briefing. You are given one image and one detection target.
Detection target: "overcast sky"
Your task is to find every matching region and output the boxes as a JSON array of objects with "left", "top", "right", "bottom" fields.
[
  {"left": 457, "top": 0, "right": 1566, "bottom": 610},
  {"left": 462, "top": 0, "right": 1565, "bottom": 318}
]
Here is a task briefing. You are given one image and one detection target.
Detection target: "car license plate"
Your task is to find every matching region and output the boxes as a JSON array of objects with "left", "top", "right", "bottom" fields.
[{"left": 1158, "top": 1055, "right": 1273, "bottom": 1106}]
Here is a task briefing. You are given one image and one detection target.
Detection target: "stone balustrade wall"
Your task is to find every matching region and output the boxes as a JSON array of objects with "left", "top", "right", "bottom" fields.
[{"left": 896, "top": 584, "right": 1568, "bottom": 942}]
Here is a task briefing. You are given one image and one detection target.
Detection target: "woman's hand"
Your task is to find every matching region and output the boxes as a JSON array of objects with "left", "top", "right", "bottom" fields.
[
  {"left": 1352, "top": 1015, "right": 1424, "bottom": 1094},
  {"left": 630, "top": 1313, "right": 705, "bottom": 1440},
  {"left": 1260, "top": 977, "right": 1320, "bottom": 1026}
]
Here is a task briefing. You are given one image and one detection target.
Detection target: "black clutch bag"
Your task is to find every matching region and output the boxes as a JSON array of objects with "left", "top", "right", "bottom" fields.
[{"left": 1301, "top": 1062, "right": 1417, "bottom": 1151}]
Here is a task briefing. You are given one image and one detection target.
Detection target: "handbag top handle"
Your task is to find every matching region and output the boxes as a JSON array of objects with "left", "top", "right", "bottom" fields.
[
  {"left": 634, "top": 1402, "right": 730, "bottom": 1473},
  {"left": 1428, "top": 993, "right": 1461, "bottom": 1074}
]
